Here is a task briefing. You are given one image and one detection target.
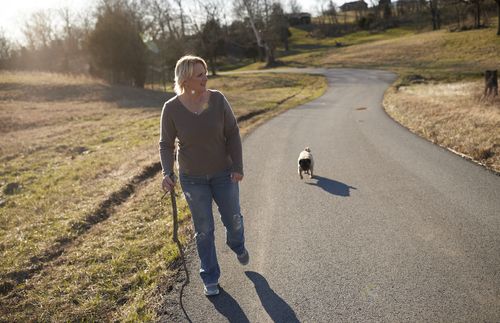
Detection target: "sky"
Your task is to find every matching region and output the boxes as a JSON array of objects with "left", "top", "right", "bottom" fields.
[
  {"left": 0, "top": 0, "right": 344, "bottom": 44},
  {"left": 0, "top": 0, "right": 92, "bottom": 42}
]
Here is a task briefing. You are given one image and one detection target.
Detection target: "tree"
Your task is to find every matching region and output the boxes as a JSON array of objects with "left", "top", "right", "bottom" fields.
[
  {"left": 21, "top": 10, "right": 60, "bottom": 70},
  {"left": 324, "top": 1, "right": 339, "bottom": 24},
  {"left": 88, "top": 1, "right": 147, "bottom": 87},
  {"left": 238, "top": 0, "right": 272, "bottom": 65},
  {"left": 140, "top": 0, "right": 187, "bottom": 88},
  {"left": 58, "top": 7, "right": 84, "bottom": 72},
  {"left": 288, "top": 0, "right": 302, "bottom": 13},
  {"left": 266, "top": 3, "right": 290, "bottom": 52},
  {"left": 196, "top": 0, "right": 226, "bottom": 75},
  {"left": 199, "top": 19, "right": 225, "bottom": 75},
  {"left": 458, "top": 0, "right": 486, "bottom": 28},
  {"left": 141, "top": 0, "right": 179, "bottom": 41},
  {"left": 22, "top": 10, "right": 56, "bottom": 50},
  {"left": 225, "top": 19, "right": 260, "bottom": 61},
  {"left": 236, "top": 0, "right": 288, "bottom": 67},
  {"left": 441, "top": 0, "right": 468, "bottom": 29},
  {"left": 429, "top": 0, "right": 441, "bottom": 30},
  {"left": 379, "top": 0, "right": 392, "bottom": 21},
  {"left": 172, "top": 0, "right": 186, "bottom": 38},
  {"left": 0, "top": 31, "right": 12, "bottom": 69}
]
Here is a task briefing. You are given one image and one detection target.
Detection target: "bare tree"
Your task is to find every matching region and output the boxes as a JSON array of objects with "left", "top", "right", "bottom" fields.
[
  {"left": 140, "top": 0, "right": 188, "bottom": 87},
  {"left": 460, "top": 0, "right": 486, "bottom": 28},
  {"left": 59, "top": 7, "right": 74, "bottom": 41},
  {"left": 22, "top": 10, "right": 56, "bottom": 49},
  {"left": 58, "top": 7, "right": 81, "bottom": 71},
  {"left": 441, "top": 0, "right": 468, "bottom": 29},
  {"left": 0, "top": 31, "right": 12, "bottom": 68},
  {"left": 196, "top": 0, "right": 226, "bottom": 75},
  {"left": 141, "top": 0, "right": 180, "bottom": 40},
  {"left": 173, "top": 0, "right": 186, "bottom": 38},
  {"left": 324, "top": 1, "right": 339, "bottom": 24},
  {"left": 236, "top": 0, "right": 278, "bottom": 66},
  {"left": 288, "top": 0, "right": 302, "bottom": 13}
]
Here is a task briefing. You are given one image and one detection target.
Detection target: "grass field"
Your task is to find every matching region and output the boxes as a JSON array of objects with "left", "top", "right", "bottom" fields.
[
  {"left": 0, "top": 71, "right": 327, "bottom": 321},
  {"left": 313, "top": 27, "right": 500, "bottom": 80}
]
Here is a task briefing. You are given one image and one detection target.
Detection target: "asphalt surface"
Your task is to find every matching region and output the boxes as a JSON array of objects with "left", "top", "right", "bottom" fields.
[{"left": 163, "top": 68, "right": 500, "bottom": 322}]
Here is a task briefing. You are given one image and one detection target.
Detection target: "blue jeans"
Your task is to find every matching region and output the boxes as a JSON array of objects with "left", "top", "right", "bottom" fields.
[{"left": 179, "top": 169, "right": 245, "bottom": 286}]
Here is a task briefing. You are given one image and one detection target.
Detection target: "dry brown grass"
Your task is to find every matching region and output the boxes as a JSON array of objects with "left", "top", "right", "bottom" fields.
[
  {"left": 320, "top": 28, "right": 499, "bottom": 71},
  {"left": 384, "top": 81, "right": 500, "bottom": 172}
]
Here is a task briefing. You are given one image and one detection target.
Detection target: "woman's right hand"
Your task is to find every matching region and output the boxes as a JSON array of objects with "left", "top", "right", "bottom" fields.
[{"left": 162, "top": 174, "right": 175, "bottom": 192}]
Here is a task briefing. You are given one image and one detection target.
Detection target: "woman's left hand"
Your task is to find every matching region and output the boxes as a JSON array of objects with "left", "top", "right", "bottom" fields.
[{"left": 231, "top": 172, "right": 244, "bottom": 183}]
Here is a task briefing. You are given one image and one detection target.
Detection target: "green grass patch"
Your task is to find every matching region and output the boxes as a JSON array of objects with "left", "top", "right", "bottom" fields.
[{"left": 289, "top": 26, "right": 417, "bottom": 49}]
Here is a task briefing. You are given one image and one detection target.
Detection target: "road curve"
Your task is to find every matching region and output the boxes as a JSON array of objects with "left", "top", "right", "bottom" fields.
[{"left": 162, "top": 68, "right": 500, "bottom": 322}]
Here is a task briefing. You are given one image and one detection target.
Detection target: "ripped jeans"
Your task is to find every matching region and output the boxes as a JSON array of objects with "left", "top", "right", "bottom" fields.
[{"left": 179, "top": 169, "right": 245, "bottom": 287}]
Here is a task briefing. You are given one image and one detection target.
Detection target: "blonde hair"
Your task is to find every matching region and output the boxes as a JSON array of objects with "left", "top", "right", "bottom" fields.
[{"left": 174, "top": 55, "right": 208, "bottom": 95}]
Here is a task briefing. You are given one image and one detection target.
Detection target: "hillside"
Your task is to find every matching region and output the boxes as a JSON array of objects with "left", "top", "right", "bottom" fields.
[
  {"left": 242, "top": 25, "right": 499, "bottom": 80},
  {"left": 311, "top": 27, "right": 500, "bottom": 79}
]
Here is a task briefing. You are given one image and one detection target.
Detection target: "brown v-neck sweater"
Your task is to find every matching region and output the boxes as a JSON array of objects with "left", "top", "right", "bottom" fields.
[{"left": 159, "top": 89, "right": 243, "bottom": 177}]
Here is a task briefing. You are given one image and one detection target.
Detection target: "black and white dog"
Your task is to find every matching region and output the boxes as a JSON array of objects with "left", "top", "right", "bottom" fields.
[{"left": 298, "top": 147, "right": 314, "bottom": 179}]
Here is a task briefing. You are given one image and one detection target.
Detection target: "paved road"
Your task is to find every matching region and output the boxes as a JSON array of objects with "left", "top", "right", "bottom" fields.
[{"left": 165, "top": 68, "right": 500, "bottom": 322}]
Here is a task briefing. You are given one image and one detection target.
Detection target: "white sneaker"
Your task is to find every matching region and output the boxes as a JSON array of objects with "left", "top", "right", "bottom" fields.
[{"left": 204, "top": 284, "right": 220, "bottom": 296}]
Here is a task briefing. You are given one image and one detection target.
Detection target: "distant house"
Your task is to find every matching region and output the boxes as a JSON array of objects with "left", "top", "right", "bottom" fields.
[
  {"left": 287, "top": 12, "right": 312, "bottom": 25},
  {"left": 339, "top": 0, "right": 368, "bottom": 12}
]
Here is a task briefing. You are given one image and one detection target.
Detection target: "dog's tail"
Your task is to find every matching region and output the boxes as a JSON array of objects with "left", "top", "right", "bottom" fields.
[{"left": 299, "top": 159, "right": 311, "bottom": 170}]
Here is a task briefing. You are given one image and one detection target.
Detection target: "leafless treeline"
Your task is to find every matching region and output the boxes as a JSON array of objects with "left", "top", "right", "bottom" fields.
[
  {"left": 0, "top": 0, "right": 498, "bottom": 87},
  {"left": 314, "top": 0, "right": 499, "bottom": 35}
]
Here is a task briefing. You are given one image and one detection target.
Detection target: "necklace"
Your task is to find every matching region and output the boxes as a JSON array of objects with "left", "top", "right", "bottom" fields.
[{"left": 180, "top": 91, "right": 209, "bottom": 115}]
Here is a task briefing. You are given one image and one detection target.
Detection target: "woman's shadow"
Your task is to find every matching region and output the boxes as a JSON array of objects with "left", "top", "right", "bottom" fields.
[
  {"left": 207, "top": 286, "right": 251, "bottom": 323},
  {"left": 245, "top": 271, "right": 300, "bottom": 323},
  {"left": 306, "top": 175, "right": 356, "bottom": 196}
]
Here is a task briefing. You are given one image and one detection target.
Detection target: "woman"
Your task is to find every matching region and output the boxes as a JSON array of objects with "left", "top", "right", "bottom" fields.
[{"left": 159, "top": 55, "right": 249, "bottom": 297}]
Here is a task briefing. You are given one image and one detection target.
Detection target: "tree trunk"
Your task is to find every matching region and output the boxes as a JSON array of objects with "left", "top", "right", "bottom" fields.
[
  {"left": 210, "top": 57, "right": 216, "bottom": 76},
  {"left": 265, "top": 44, "right": 275, "bottom": 67},
  {"left": 431, "top": 9, "right": 438, "bottom": 30},
  {"left": 476, "top": 1, "right": 480, "bottom": 28},
  {"left": 242, "top": 0, "right": 274, "bottom": 66},
  {"left": 430, "top": 0, "right": 439, "bottom": 30},
  {"left": 173, "top": 0, "right": 185, "bottom": 38},
  {"left": 455, "top": 6, "right": 461, "bottom": 28}
]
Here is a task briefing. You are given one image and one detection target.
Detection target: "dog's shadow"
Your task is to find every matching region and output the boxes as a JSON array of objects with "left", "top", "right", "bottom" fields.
[{"left": 306, "top": 175, "right": 356, "bottom": 197}]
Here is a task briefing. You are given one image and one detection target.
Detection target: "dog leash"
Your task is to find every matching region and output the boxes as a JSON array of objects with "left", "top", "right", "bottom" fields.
[{"left": 162, "top": 185, "right": 192, "bottom": 322}]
